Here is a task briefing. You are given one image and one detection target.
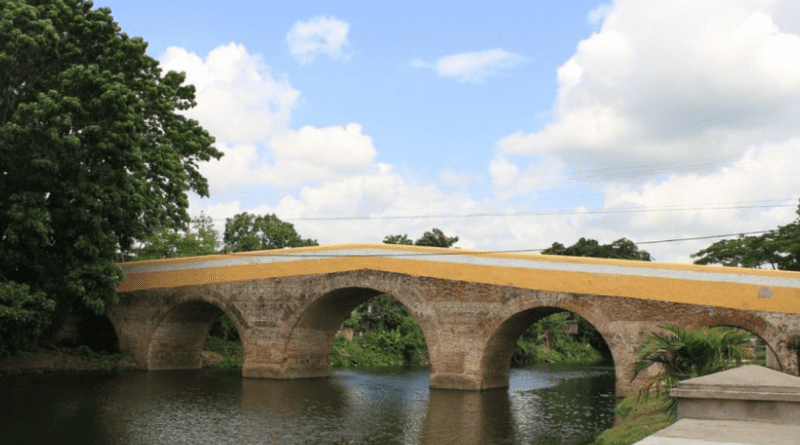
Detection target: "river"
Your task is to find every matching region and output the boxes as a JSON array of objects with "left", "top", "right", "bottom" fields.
[{"left": 0, "top": 363, "right": 615, "bottom": 444}]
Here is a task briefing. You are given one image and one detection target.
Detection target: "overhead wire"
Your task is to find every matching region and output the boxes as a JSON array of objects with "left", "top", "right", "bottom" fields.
[{"left": 223, "top": 230, "right": 778, "bottom": 258}]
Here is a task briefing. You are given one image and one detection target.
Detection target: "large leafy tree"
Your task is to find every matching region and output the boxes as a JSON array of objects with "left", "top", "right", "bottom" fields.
[
  {"left": 0, "top": 0, "right": 221, "bottom": 352},
  {"left": 692, "top": 204, "right": 800, "bottom": 271},
  {"left": 223, "top": 213, "right": 317, "bottom": 253},
  {"left": 542, "top": 237, "right": 652, "bottom": 261}
]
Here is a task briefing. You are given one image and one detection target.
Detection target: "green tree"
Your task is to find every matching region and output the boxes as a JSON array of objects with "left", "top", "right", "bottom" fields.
[
  {"left": 383, "top": 234, "right": 413, "bottom": 245},
  {"left": 542, "top": 237, "right": 652, "bottom": 261},
  {"left": 135, "top": 212, "right": 219, "bottom": 260},
  {"left": 633, "top": 324, "right": 752, "bottom": 419},
  {"left": 513, "top": 236, "right": 652, "bottom": 364},
  {"left": 0, "top": 0, "right": 221, "bottom": 352},
  {"left": 692, "top": 204, "right": 800, "bottom": 270},
  {"left": 414, "top": 228, "right": 459, "bottom": 247},
  {"left": 223, "top": 213, "right": 317, "bottom": 253}
]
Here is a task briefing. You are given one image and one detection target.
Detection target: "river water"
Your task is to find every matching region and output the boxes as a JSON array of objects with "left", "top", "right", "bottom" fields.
[{"left": 0, "top": 363, "right": 615, "bottom": 445}]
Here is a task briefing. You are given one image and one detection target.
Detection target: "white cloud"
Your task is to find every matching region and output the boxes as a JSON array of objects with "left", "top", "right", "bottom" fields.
[
  {"left": 587, "top": 4, "right": 612, "bottom": 26},
  {"left": 269, "top": 123, "right": 378, "bottom": 185},
  {"left": 497, "top": 0, "right": 800, "bottom": 168},
  {"left": 490, "top": 155, "right": 568, "bottom": 200},
  {"left": 486, "top": 0, "right": 800, "bottom": 262},
  {"left": 160, "top": 43, "right": 299, "bottom": 143},
  {"left": 198, "top": 123, "right": 380, "bottom": 190},
  {"left": 413, "top": 49, "right": 529, "bottom": 83},
  {"left": 286, "top": 16, "right": 351, "bottom": 65},
  {"left": 160, "top": 44, "right": 378, "bottom": 192}
]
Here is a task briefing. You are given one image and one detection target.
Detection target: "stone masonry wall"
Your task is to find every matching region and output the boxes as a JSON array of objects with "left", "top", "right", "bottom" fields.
[{"left": 109, "top": 269, "right": 800, "bottom": 397}]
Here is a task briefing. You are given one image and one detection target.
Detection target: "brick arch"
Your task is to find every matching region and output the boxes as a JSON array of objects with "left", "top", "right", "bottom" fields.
[
  {"left": 477, "top": 293, "right": 617, "bottom": 390},
  {"left": 268, "top": 270, "right": 439, "bottom": 380},
  {"left": 146, "top": 288, "right": 248, "bottom": 370}
]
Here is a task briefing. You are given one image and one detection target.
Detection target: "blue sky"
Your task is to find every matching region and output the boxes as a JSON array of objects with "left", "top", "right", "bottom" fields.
[{"left": 99, "top": 0, "right": 800, "bottom": 262}]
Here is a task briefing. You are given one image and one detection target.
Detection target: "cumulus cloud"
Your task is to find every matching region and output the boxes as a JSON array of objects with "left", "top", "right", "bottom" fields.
[
  {"left": 198, "top": 124, "right": 380, "bottom": 190},
  {"left": 160, "top": 43, "right": 299, "bottom": 143},
  {"left": 412, "top": 49, "right": 529, "bottom": 83},
  {"left": 286, "top": 16, "right": 352, "bottom": 65},
  {"left": 486, "top": 0, "right": 800, "bottom": 262},
  {"left": 160, "top": 44, "right": 379, "bottom": 192},
  {"left": 497, "top": 0, "right": 800, "bottom": 168}
]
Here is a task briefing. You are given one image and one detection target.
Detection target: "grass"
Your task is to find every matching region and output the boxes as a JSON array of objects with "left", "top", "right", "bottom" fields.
[
  {"left": 591, "top": 395, "right": 673, "bottom": 445},
  {"left": 64, "top": 346, "right": 127, "bottom": 371}
]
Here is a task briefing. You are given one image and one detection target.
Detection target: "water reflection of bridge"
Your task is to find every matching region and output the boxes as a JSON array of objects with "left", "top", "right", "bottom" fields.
[{"left": 111, "top": 243, "right": 800, "bottom": 397}]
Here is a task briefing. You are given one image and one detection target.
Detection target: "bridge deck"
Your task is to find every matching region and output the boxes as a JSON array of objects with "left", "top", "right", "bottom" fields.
[{"left": 118, "top": 243, "right": 800, "bottom": 315}]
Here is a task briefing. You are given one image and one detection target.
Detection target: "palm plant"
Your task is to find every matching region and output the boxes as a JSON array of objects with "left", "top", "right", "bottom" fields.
[{"left": 633, "top": 324, "right": 753, "bottom": 419}]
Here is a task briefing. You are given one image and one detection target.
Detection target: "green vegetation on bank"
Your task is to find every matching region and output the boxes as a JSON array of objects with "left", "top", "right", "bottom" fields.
[
  {"left": 512, "top": 312, "right": 606, "bottom": 366},
  {"left": 203, "top": 315, "right": 243, "bottom": 368},
  {"left": 591, "top": 324, "right": 756, "bottom": 444},
  {"left": 203, "top": 337, "right": 243, "bottom": 368},
  {"left": 591, "top": 396, "right": 671, "bottom": 445},
  {"left": 330, "top": 294, "right": 428, "bottom": 368}
]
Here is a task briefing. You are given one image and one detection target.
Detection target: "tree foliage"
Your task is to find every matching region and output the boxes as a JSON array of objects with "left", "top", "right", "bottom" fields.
[
  {"left": 0, "top": 281, "right": 55, "bottom": 358},
  {"left": 542, "top": 237, "right": 652, "bottom": 261},
  {"left": 0, "top": 0, "right": 221, "bottom": 351},
  {"left": 415, "top": 228, "right": 459, "bottom": 247},
  {"left": 692, "top": 204, "right": 800, "bottom": 270},
  {"left": 383, "top": 228, "right": 459, "bottom": 248},
  {"left": 134, "top": 212, "right": 219, "bottom": 260},
  {"left": 512, "top": 312, "right": 604, "bottom": 366},
  {"left": 382, "top": 234, "right": 413, "bottom": 245},
  {"left": 633, "top": 324, "right": 753, "bottom": 419},
  {"left": 336, "top": 294, "right": 428, "bottom": 367},
  {"left": 223, "top": 212, "right": 317, "bottom": 252}
]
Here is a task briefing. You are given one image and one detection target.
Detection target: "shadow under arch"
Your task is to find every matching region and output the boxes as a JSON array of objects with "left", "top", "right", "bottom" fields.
[
  {"left": 147, "top": 289, "right": 247, "bottom": 370},
  {"left": 479, "top": 304, "right": 615, "bottom": 391},
  {"left": 279, "top": 286, "right": 433, "bottom": 380}
]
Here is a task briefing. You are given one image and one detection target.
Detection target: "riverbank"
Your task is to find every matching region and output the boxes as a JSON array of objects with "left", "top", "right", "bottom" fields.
[
  {"left": 591, "top": 396, "right": 673, "bottom": 445},
  {"left": 0, "top": 347, "right": 139, "bottom": 375},
  {"left": 0, "top": 337, "right": 244, "bottom": 376}
]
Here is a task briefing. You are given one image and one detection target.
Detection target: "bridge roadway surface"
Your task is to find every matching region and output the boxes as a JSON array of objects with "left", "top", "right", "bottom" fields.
[{"left": 112, "top": 243, "right": 800, "bottom": 397}]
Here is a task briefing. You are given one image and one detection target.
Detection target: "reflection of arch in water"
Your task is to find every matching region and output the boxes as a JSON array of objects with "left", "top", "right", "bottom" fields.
[
  {"left": 421, "top": 388, "right": 513, "bottom": 444},
  {"left": 279, "top": 286, "right": 434, "bottom": 380},
  {"left": 480, "top": 302, "right": 616, "bottom": 392},
  {"left": 145, "top": 289, "right": 246, "bottom": 370}
]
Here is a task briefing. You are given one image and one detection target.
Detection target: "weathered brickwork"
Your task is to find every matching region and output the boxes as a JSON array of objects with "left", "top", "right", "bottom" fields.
[{"left": 108, "top": 269, "right": 800, "bottom": 397}]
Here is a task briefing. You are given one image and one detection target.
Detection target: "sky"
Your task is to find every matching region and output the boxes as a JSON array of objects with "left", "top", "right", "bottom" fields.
[{"left": 98, "top": 0, "right": 800, "bottom": 263}]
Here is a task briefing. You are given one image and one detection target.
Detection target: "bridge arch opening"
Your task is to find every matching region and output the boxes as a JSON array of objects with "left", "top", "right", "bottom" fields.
[
  {"left": 281, "top": 287, "right": 431, "bottom": 379},
  {"left": 702, "top": 323, "right": 782, "bottom": 371},
  {"left": 60, "top": 308, "right": 121, "bottom": 353},
  {"left": 481, "top": 307, "right": 614, "bottom": 390},
  {"left": 331, "top": 294, "right": 429, "bottom": 368},
  {"left": 148, "top": 300, "right": 243, "bottom": 370}
]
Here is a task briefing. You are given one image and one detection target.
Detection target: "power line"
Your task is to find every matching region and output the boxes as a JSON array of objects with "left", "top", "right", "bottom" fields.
[
  {"left": 283, "top": 203, "right": 798, "bottom": 221},
  {"left": 226, "top": 230, "right": 777, "bottom": 258}
]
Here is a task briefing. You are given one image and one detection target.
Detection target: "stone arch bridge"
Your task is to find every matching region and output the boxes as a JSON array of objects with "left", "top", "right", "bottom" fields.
[{"left": 110, "top": 243, "right": 800, "bottom": 397}]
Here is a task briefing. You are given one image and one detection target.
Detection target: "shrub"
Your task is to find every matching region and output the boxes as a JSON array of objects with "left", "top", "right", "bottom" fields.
[{"left": 0, "top": 281, "right": 55, "bottom": 359}]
